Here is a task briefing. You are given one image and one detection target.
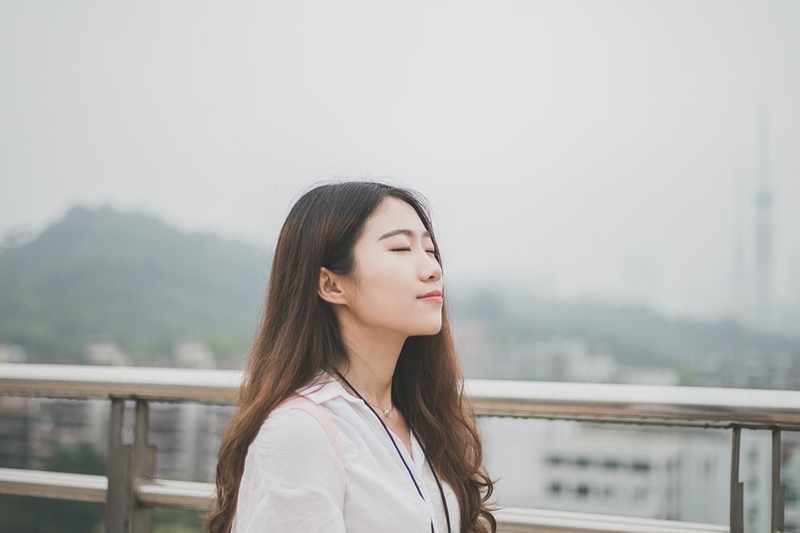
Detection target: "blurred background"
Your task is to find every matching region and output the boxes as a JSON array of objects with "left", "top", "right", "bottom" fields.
[{"left": 1, "top": 1, "right": 798, "bottom": 532}]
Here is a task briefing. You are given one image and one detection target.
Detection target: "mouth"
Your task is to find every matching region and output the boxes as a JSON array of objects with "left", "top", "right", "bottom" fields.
[{"left": 418, "top": 290, "right": 444, "bottom": 302}]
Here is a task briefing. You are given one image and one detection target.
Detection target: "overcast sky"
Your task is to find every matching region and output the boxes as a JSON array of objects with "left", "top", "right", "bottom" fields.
[{"left": 1, "top": 1, "right": 798, "bottom": 322}]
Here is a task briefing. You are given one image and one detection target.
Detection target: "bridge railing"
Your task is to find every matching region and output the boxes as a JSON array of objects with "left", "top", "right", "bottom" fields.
[{"left": 2, "top": 363, "right": 799, "bottom": 533}]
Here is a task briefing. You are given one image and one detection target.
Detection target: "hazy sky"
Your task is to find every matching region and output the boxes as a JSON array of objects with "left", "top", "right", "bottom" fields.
[{"left": 1, "top": 1, "right": 799, "bottom": 321}]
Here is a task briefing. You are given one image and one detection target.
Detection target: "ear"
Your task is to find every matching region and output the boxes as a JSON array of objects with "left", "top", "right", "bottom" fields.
[{"left": 318, "top": 267, "right": 348, "bottom": 305}]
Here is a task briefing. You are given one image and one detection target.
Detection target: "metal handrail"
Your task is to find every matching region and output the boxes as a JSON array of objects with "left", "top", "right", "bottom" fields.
[
  {"left": 0, "top": 466, "right": 107, "bottom": 503},
  {"left": 3, "top": 363, "right": 799, "bottom": 533},
  {"left": 2, "top": 363, "right": 800, "bottom": 430},
  {"left": 0, "top": 363, "right": 242, "bottom": 404},
  {"left": 0, "top": 468, "right": 728, "bottom": 533}
]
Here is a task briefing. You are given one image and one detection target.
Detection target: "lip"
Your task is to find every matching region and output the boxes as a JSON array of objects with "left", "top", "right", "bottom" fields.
[{"left": 418, "top": 290, "right": 443, "bottom": 301}]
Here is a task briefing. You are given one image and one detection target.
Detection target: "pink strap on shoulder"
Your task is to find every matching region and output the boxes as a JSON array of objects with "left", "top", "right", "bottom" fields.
[{"left": 278, "top": 395, "right": 342, "bottom": 459}]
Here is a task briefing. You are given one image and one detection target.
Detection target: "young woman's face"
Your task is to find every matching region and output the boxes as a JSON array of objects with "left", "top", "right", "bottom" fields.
[{"left": 341, "top": 197, "right": 444, "bottom": 340}]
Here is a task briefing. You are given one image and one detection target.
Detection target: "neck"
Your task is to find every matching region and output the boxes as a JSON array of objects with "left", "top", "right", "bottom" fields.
[{"left": 336, "top": 327, "right": 406, "bottom": 409}]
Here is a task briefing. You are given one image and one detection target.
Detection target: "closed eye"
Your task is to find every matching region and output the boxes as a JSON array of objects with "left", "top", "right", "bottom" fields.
[{"left": 390, "top": 247, "right": 411, "bottom": 252}]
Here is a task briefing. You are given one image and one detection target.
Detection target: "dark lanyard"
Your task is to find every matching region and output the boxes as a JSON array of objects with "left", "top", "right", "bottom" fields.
[{"left": 335, "top": 371, "right": 452, "bottom": 533}]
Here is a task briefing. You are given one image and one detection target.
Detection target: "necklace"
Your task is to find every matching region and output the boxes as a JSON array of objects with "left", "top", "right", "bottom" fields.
[
  {"left": 336, "top": 372, "right": 393, "bottom": 417},
  {"left": 334, "top": 370, "right": 452, "bottom": 533},
  {"left": 368, "top": 401, "right": 393, "bottom": 418}
]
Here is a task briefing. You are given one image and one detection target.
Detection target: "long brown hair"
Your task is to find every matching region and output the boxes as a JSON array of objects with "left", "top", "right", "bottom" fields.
[{"left": 207, "top": 181, "right": 495, "bottom": 533}]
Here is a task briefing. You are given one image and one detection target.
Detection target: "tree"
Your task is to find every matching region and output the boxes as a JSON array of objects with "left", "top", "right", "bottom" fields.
[{"left": 0, "top": 442, "right": 105, "bottom": 533}]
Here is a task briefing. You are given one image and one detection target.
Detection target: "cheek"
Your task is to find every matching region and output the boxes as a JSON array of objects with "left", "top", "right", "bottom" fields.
[
  {"left": 357, "top": 277, "right": 409, "bottom": 316},
  {"left": 359, "top": 257, "right": 404, "bottom": 288}
]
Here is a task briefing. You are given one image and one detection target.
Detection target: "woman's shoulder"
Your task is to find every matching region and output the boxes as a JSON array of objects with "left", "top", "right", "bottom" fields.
[
  {"left": 250, "top": 375, "right": 344, "bottom": 455},
  {"left": 248, "top": 401, "right": 338, "bottom": 465},
  {"left": 271, "top": 394, "right": 342, "bottom": 458},
  {"left": 237, "top": 387, "right": 347, "bottom": 524}
]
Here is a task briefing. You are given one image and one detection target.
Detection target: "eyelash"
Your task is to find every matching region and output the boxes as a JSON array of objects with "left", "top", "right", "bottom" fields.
[{"left": 390, "top": 247, "right": 437, "bottom": 255}]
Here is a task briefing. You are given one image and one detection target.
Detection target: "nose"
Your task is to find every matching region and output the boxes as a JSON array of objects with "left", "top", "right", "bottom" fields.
[{"left": 419, "top": 251, "right": 442, "bottom": 281}]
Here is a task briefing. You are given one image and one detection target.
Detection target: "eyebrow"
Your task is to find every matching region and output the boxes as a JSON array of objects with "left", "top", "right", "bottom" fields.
[{"left": 377, "top": 229, "right": 432, "bottom": 241}]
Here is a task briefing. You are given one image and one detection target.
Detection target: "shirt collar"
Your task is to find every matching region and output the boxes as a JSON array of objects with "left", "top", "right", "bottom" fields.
[{"left": 298, "top": 371, "right": 363, "bottom": 406}]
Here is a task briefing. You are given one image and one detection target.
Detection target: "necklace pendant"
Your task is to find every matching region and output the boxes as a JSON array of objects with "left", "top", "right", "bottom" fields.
[{"left": 383, "top": 409, "right": 390, "bottom": 417}]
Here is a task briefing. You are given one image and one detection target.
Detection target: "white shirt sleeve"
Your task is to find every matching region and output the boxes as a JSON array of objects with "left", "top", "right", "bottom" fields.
[{"left": 232, "top": 407, "right": 346, "bottom": 533}]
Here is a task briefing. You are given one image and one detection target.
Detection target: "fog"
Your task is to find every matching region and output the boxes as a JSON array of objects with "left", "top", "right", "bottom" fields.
[{"left": 1, "top": 0, "right": 798, "bottom": 321}]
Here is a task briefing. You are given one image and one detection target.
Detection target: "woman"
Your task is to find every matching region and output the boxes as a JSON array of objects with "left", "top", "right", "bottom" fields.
[{"left": 208, "top": 181, "right": 496, "bottom": 533}]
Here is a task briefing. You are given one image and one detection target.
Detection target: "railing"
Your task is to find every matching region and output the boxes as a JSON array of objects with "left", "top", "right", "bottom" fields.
[{"left": 1, "top": 363, "right": 799, "bottom": 533}]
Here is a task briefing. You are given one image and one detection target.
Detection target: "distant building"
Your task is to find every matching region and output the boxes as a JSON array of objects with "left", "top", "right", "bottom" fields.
[
  {"left": 783, "top": 433, "right": 800, "bottom": 533},
  {"left": 0, "top": 396, "right": 32, "bottom": 468},
  {"left": 532, "top": 338, "right": 618, "bottom": 383},
  {"left": 85, "top": 341, "right": 130, "bottom": 366},
  {"left": 147, "top": 401, "right": 233, "bottom": 482},
  {"left": 529, "top": 337, "right": 679, "bottom": 385},
  {"left": 28, "top": 398, "right": 94, "bottom": 469},
  {"left": 0, "top": 344, "right": 26, "bottom": 364},
  {"left": 480, "top": 417, "right": 789, "bottom": 532},
  {"left": 0, "top": 345, "right": 32, "bottom": 467},
  {"left": 0, "top": 341, "right": 104, "bottom": 470},
  {"left": 537, "top": 427, "right": 682, "bottom": 520},
  {"left": 0, "top": 341, "right": 235, "bottom": 483}
]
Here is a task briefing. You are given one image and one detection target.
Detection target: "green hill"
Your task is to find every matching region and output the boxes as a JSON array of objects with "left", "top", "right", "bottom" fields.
[
  {"left": 0, "top": 207, "right": 269, "bottom": 363},
  {"left": 450, "top": 286, "right": 800, "bottom": 369},
  {"left": 2, "top": 206, "right": 796, "bottom": 375}
]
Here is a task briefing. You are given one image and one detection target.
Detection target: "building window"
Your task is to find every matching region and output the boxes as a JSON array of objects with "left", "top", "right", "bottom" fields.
[
  {"left": 702, "top": 458, "right": 716, "bottom": 477},
  {"left": 603, "top": 459, "right": 619, "bottom": 470},
  {"left": 549, "top": 482, "right": 562, "bottom": 496},
  {"left": 748, "top": 447, "right": 758, "bottom": 463},
  {"left": 747, "top": 506, "right": 758, "bottom": 528},
  {"left": 633, "top": 487, "right": 649, "bottom": 501},
  {"left": 546, "top": 455, "right": 562, "bottom": 466}
]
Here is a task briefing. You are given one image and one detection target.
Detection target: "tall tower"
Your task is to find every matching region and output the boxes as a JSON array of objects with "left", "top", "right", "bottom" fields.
[
  {"left": 731, "top": 168, "right": 747, "bottom": 322},
  {"left": 753, "top": 111, "right": 773, "bottom": 331}
]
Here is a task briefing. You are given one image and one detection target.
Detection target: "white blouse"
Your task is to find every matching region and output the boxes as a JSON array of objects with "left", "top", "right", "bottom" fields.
[{"left": 232, "top": 373, "right": 460, "bottom": 533}]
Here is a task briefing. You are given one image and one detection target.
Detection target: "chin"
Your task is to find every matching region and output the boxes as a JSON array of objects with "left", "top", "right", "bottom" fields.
[{"left": 415, "top": 322, "right": 443, "bottom": 336}]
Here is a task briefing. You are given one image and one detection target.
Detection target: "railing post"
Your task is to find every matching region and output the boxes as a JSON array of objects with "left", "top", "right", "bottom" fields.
[
  {"left": 103, "top": 398, "right": 157, "bottom": 533},
  {"left": 730, "top": 427, "right": 744, "bottom": 533},
  {"left": 105, "top": 398, "right": 132, "bottom": 533},
  {"left": 771, "top": 429, "right": 785, "bottom": 533},
  {"left": 131, "top": 399, "right": 156, "bottom": 533}
]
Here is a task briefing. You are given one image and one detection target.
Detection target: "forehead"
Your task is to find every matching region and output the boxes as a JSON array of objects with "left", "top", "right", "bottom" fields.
[
  {"left": 364, "top": 197, "right": 427, "bottom": 229},
  {"left": 362, "top": 197, "right": 429, "bottom": 237}
]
